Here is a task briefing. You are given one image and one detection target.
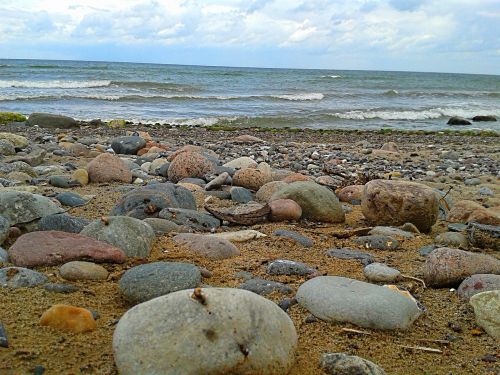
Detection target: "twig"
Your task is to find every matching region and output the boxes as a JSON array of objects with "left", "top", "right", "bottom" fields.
[
  {"left": 399, "top": 345, "right": 442, "bottom": 354},
  {"left": 340, "top": 328, "right": 372, "bottom": 335},
  {"left": 400, "top": 274, "right": 427, "bottom": 289}
]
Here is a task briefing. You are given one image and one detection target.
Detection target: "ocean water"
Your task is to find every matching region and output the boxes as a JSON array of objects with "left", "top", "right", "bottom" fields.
[{"left": 0, "top": 59, "right": 499, "bottom": 131}]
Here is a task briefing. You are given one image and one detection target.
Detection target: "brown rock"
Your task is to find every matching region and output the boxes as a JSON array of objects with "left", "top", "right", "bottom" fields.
[
  {"left": 423, "top": 248, "right": 500, "bottom": 287},
  {"left": 40, "top": 304, "right": 96, "bottom": 333},
  {"left": 72, "top": 169, "right": 89, "bottom": 186},
  {"left": 361, "top": 179, "right": 439, "bottom": 233},
  {"left": 167, "top": 151, "right": 216, "bottom": 183},
  {"left": 205, "top": 203, "right": 270, "bottom": 225},
  {"left": 233, "top": 135, "right": 265, "bottom": 143},
  {"left": 468, "top": 208, "right": 500, "bottom": 226},
  {"left": 167, "top": 145, "right": 217, "bottom": 162},
  {"left": 282, "top": 173, "right": 312, "bottom": 183},
  {"left": 269, "top": 199, "right": 302, "bottom": 221},
  {"left": 9, "top": 231, "right": 126, "bottom": 267},
  {"left": 447, "top": 200, "right": 485, "bottom": 222},
  {"left": 233, "top": 167, "right": 272, "bottom": 191},
  {"left": 371, "top": 149, "right": 400, "bottom": 158},
  {"left": 380, "top": 142, "right": 399, "bottom": 152},
  {"left": 457, "top": 274, "right": 500, "bottom": 301},
  {"left": 173, "top": 233, "right": 240, "bottom": 259},
  {"left": 256, "top": 181, "right": 287, "bottom": 203},
  {"left": 337, "top": 185, "right": 364, "bottom": 202},
  {"left": 68, "top": 143, "right": 91, "bottom": 157},
  {"left": 86, "top": 153, "right": 132, "bottom": 183}
]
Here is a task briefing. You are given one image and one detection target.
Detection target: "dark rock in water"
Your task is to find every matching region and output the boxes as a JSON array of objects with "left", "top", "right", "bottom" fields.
[
  {"left": 43, "top": 282, "right": 79, "bottom": 294},
  {"left": 320, "top": 353, "right": 386, "bottom": 375},
  {"left": 353, "top": 235, "right": 399, "bottom": 250},
  {"left": 27, "top": 113, "right": 77, "bottom": 129},
  {"left": 472, "top": 115, "right": 497, "bottom": 122},
  {"left": 110, "top": 136, "right": 146, "bottom": 155},
  {"left": 55, "top": 192, "right": 87, "bottom": 207},
  {"left": 158, "top": 208, "right": 220, "bottom": 231},
  {"left": 467, "top": 222, "right": 499, "bottom": 250},
  {"left": 326, "top": 248, "right": 375, "bottom": 265},
  {"left": 447, "top": 116, "right": 471, "bottom": 125},
  {"left": 39, "top": 213, "right": 90, "bottom": 233},
  {"left": 418, "top": 244, "right": 438, "bottom": 257},
  {"left": 111, "top": 183, "right": 196, "bottom": 219},
  {"left": 273, "top": 229, "right": 313, "bottom": 248},
  {"left": 448, "top": 223, "right": 467, "bottom": 232},
  {"left": 230, "top": 186, "right": 253, "bottom": 203},
  {"left": 0, "top": 267, "right": 48, "bottom": 288},
  {"left": 239, "top": 277, "right": 293, "bottom": 295},
  {"left": 0, "top": 321, "right": 8, "bottom": 348},
  {"left": 267, "top": 259, "right": 316, "bottom": 276}
]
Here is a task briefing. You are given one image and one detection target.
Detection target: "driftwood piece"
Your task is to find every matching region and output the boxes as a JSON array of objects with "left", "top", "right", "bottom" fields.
[
  {"left": 399, "top": 345, "right": 443, "bottom": 354},
  {"left": 205, "top": 203, "right": 270, "bottom": 225}
]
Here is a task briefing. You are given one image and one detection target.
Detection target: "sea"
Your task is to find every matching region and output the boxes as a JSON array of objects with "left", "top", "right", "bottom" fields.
[{"left": 1, "top": 59, "right": 499, "bottom": 131}]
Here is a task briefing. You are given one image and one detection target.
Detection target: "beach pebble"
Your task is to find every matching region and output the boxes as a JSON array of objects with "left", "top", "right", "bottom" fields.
[
  {"left": 269, "top": 199, "right": 302, "bottom": 221},
  {"left": 119, "top": 262, "right": 201, "bottom": 304},
  {"left": 173, "top": 233, "right": 240, "bottom": 259},
  {"left": 361, "top": 180, "right": 439, "bottom": 232},
  {"left": 167, "top": 151, "right": 216, "bottom": 183},
  {"left": 364, "top": 263, "right": 401, "bottom": 282},
  {"left": 81, "top": 216, "right": 155, "bottom": 258},
  {"left": 464, "top": 178, "right": 481, "bottom": 186},
  {"left": 457, "top": 274, "right": 500, "bottom": 301},
  {"left": 469, "top": 290, "right": 500, "bottom": 340},
  {"left": 40, "top": 304, "right": 96, "bottom": 333},
  {"left": 423, "top": 248, "right": 500, "bottom": 287},
  {"left": 326, "top": 248, "right": 375, "bottom": 265},
  {"left": 211, "top": 230, "right": 266, "bottom": 243},
  {"left": 159, "top": 208, "right": 220, "bottom": 231},
  {"left": 418, "top": 244, "right": 438, "bottom": 257},
  {"left": 9, "top": 231, "right": 126, "bottom": 267},
  {"left": 113, "top": 288, "right": 297, "bottom": 375},
  {"left": 0, "top": 267, "right": 48, "bottom": 288},
  {"left": 240, "top": 277, "right": 293, "bottom": 295},
  {"left": 0, "top": 132, "right": 28, "bottom": 148},
  {"left": 205, "top": 172, "right": 230, "bottom": 190},
  {"left": 0, "top": 247, "right": 8, "bottom": 264},
  {"left": 271, "top": 181, "right": 345, "bottom": 223},
  {"left": 353, "top": 235, "right": 399, "bottom": 250},
  {"left": 320, "top": 353, "right": 386, "bottom": 375},
  {"left": 255, "top": 181, "right": 287, "bottom": 203},
  {"left": 86, "top": 153, "right": 133, "bottom": 183},
  {"left": 59, "top": 261, "right": 109, "bottom": 281},
  {"left": 38, "top": 213, "right": 90, "bottom": 233},
  {"left": 296, "top": 276, "right": 421, "bottom": 330},
  {"left": 273, "top": 229, "right": 313, "bottom": 247},
  {"left": 267, "top": 259, "right": 316, "bottom": 276},
  {"left": 43, "top": 283, "right": 79, "bottom": 294},
  {"left": 223, "top": 156, "right": 258, "bottom": 169},
  {"left": 0, "top": 139, "right": 16, "bottom": 156},
  {"left": 230, "top": 186, "right": 253, "bottom": 203}
]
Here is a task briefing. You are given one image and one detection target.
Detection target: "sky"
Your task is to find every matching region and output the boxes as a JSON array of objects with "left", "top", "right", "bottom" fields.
[{"left": 0, "top": 0, "right": 499, "bottom": 74}]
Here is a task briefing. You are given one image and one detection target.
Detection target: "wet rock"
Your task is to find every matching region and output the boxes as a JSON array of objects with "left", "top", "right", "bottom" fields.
[
  {"left": 435, "top": 232, "right": 469, "bottom": 249},
  {"left": 457, "top": 274, "right": 500, "bottom": 301},
  {"left": 269, "top": 199, "right": 302, "bottom": 222},
  {"left": 423, "top": 248, "right": 500, "bottom": 287},
  {"left": 159, "top": 208, "right": 220, "bottom": 231},
  {"left": 353, "top": 235, "right": 399, "bottom": 250},
  {"left": 273, "top": 229, "right": 313, "bottom": 248},
  {"left": 320, "top": 353, "right": 386, "bottom": 375},
  {"left": 81, "top": 216, "right": 155, "bottom": 258},
  {"left": 230, "top": 186, "right": 253, "bottom": 203},
  {"left": 0, "top": 267, "right": 48, "bottom": 288},
  {"left": 267, "top": 260, "right": 316, "bottom": 276},
  {"left": 239, "top": 277, "right": 293, "bottom": 295},
  {"left": 326, "top": 248, "right": 375, "bottom": 265},
  {"left": 167, "top": 151, "right": 216, "bottom": 183},
  {"left": 9, "top": 231, "right": 126, "bottom": 267},
  {"left": 40, "top": 304, "right": 96, "bottom": 333},
  {"left": 27, "top": 113, "right": 77, "bottom": 129},
  {"left": 86, "top": 153, "right": 132, "bottom": 183},
  {"left": 113, "top": 288, "right": 297, "bottom": 375},
  {"left": 297, "top": 276, "right": 421, "bottom": 330},
  {"left": 119, "top": 262, "right": 201, "bottom": 304},
  {"left": 59, "top": 261, "right": 109, "bottom": 281},
  {"left": 0, "top": 191, "right": 64, "bottom": 226},
  {"left": 173, "top": 233, "right": 240, "bottom": 259},
  {"left": 364, "top": 263, "right": 401, "bottom": 283},
  {"left": 110, "top": 136, "right": 146, "bottom": 155},
  {"left": 472, "top": 115, "right": 497, "bottom": 122},
  {"left": 469, "top": 290, "right": 500, "bottom": 340},
  {"left": 447, "top": 116, "right": 471, "bottom": 125},
  {"left": 467, "top": 222, "right": 500, "bottom": 250},
  {"left": 361, "top": 180, "right": 439, "bottom": 233},
  {"left": 38, "top": 213, "right": 90, "bottom": 233}
]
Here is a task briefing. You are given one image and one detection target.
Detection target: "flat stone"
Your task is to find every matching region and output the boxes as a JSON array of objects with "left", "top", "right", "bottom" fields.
[
  {"left": 40, "top": 304, "right": 96, "bottom": 333},
  {"left": 230, "top": 186, "right": 253, "bottom": 203},
  {"left": 43, "top": 283, "right": 79, "bottom": 294},
  {"left": 49, "top": 175, "right": 80, "bottom": 188},
  {"left": 457, "top": 274, "right": 500, "bottom": 301},
  {"left": 469, "top": 290, "right": 500, "bottom": 340},
  {"left": 55, "top": 192, "right": 87, "bottom": 207},
  {"left": 363, "top": 263, "right": 401, "bottom": 282},
  {"left": 326, "top": 248, "right": 375, "bottom": 265},
  {"left": 0, "top": 267, "right": 48, "bottom": 288},
  {"left": 173, "top": 233, "right": 240, "bottom": 259},
  {"left": 211, "top": 230, "right": 266, "bottom": 243},
  {"left": 38, "top": 213, "right": 90, "bottom": 233},
  {"left": 239, "top": 277, "right": 293, "bottom": 295},
  {"left": 467, "top": 222, "right": 500, "bottom": 251},
  {"left": 273, "top": 229, "right": 313, "bottom": 248},
  {"left": 296, "top": 276, "right": 421, "bottom": 330},
  {"left": 368, "top": 226, "right": 414, "bottom": 239},
  {"left": 353, "top": 235, "right": 399, "bottom": 250},
  {"left": 27, "top": 113, "right": 77, "bottom": 129},
  {"left": 0, "top": 191, "right": 64, "bottom": 226},
  {"left": 59, "top": 261, "right": 109, "bottom": 281},
  {"left": 119, "top": 262, "right": 201, "bottom": 304},
  {"left": 205, "top": 203, "right": 270, "bottom": 225},
  {"left": 142, "top": 218, "right": 190, "bottom": 235},
  {"left": 448, "top": 223, "right": 467, "bottom": 232},
  {"left": 159, "top": 208, "right": 220, "bottom": 231},
  {"left": 267, "top": 260, "right": 316, "bottom": 276},
  {"left": 320, "top": 353, "right": 386, "bottom": 375}
]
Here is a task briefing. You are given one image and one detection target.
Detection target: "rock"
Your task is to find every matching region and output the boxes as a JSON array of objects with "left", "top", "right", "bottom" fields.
[
  {"left": 205, "top": 172, "right": 230, "bottom": 190},
  {"left": 87, "top": 153, "right": 132, "bottom": 183},
  {"left": 72, "top": 169, "right": 89, "bottom": 186},
  {"left": 435, "top": 232, "right": 469, "bottom": 249},
  {"left": 59, "top": 261, "right": 109, "bottom": 281},
  {"left": 0, "top": 216, "right": 9, "bottom": 245},
  {"left": 0, "top": 191, "right": 64, "bottom": 226},
  {"left": 110, "top": 136, "right": 147, "bottom": 155},
  {"left": 273, "top": 229, "right": 313, "bottom": 248},
  {"left": 269, "top": 199, "right": 302, "bottom": 221},
  {"left": 205, "top": 203, "right": 270, "bottom": 225},
  {"left": 0, "top": 247, "right": 8, "bottom": 264},
  {"left": 448, "top": 223, "right": 468, "bottom": 232},
  {"left": 457, "top": 274, "right": 500, "bottom": 300},
  {"left": 353, "top": 235, "right": 399, "bottom": 250},
  {"left": 143, "top": 218, "right": 189, "bottom": 235},
  {"left": 119, "top": 262, "right": 201, "bottom": 304},
  {"left": 361, "top": 180, "right": 439, "bottom": 233},
  {"left": 380, "top": 142, "right": 399, "bottom": 152},
  {"left": 282, "top": 173, "right": 311, "bottom": 183},
  {"left": 256, "top": 181, "right": 287, "bottom": 203},
  {"left": 239, "top": 278, "right": 293, "bottom": 295},
  {"left": 320, "top": 353, "right": 386, "bottom": 375},
  {"left": 233, "top": 134, "right": 265, "bottom": 143},
  {"left": 173, "top": 233, "right": 240, "bottom": 259},
  {"left": 9, "top": 231, "right": 126, "bottom": 267},
  {"left": 0, "top": 140, "right": 16, "bottom": 155},
  {"left": 233, "top": 165, "right": 272, "bottom": 191},
  {"left": 38, "top": 213, "right": 90, "bottom": 233},
  {"left": 447, "top": 116, "right": 471, "bottom": 125},
  {"left": 167, "top": 145, "right": 218, "bottom": 163},
  {"left": 369, "top": 226, "right": 414, "bottom": 239},
  {"left": 27, "top": 113, "right": 77, "bottom": 129},
  {"left": 467, "top": 222, "right": 500, "bottom": 250},
  {"left": 271, "top": 181, "right": 345, "bottom": 223},
  {"left": 337, "top": 185, "right": 363, "bottom": 203},
  {"left": 43, "top": 283, "right": 79, "bottom": 294},
  {"left": 167, "top": 151, "right": 216, "bottom": 183},
  {"left": 267, "top": 260, "right": 316, "bottom": 276},
  {"left": 423, "top": 248, "right": 500, "bottom": 287},
  {"left": 158, "top": 208, "right": 220, "bottom": 231},
  {"left": 39, "top": 305, "right": 96, "bottom": 333},
  {"left": 0, "top": 161, "right": 36, "bottom": 177},
  {"left": 470, "top": 291, "right": 500, "bottom": 339},
  {"left": 464, "top": 178, "right": 481, "bottom": 186},
  {"left": 81, "top": 216, "right": 155, "bottom": 258},
  {"left": 447, "top": 200, "right": 485, "bottom": 222},
  {"left": 111, "top": 183, "right": 196, "bottom": 219},
  {"left": 472, "top": 115, "right": 497, "bottom": 122},
  {"left": 478, "top": 186, "right": 494, "bottom": 197},
  {"left": 223, "top": 156, "right": 258, "bottom": 169},
  {"left": 230, "top": 186, "right": 253, "bottom": 203},
  {"left": 0, "top": 267, "right": 48, "bottom": 288},
  {"left": 0, "top": 321, "right": 8, "bottom": 348},
  {"left": 326, "top": 248, "right": 375, "bottom": 265},
  {"left": 296, "top": 276, "right": 421, "bottom": 330},
  {"left": 0, "top": 132, "right": 28, "bottom": 148},
  {"left": 49, "top": 175, "right": 80, "bottom": 188},
  {"left": 363, "top": 263, "right": 401, "bottom": 282},
  {"left": 55, "top": 192, "right": 87, "bottom": 207},
  {"left": 113, "top": 288, "right": 297, "bottom": 375},
  {"left": 419, "top": 244, "right": 438, "bottom": 256},
  {"left": 211, "top": 230, "right": 266, "bottom": 242},
  {"left": 468, "top": 208, "right": 500, "bottom": 226}
]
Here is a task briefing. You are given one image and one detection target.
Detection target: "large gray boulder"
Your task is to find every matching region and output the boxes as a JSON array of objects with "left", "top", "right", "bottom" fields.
[
  {"left": 113, "top": 288, "right": 297, "bottom": 375},
  {"left": 27, "top": 113, "right": 77, "bottom": 129},
  {"left": 296, "top": 276, "right": 421, "bottom": 330},
  {"left": 270, "top": 181, "right": 345, "bottom": 223},
  {"left": 0, "top": 191, "right": 64, "bottom": 226},
  {"left": 81, "top": 216, "right": 155, "bottom": 258}
]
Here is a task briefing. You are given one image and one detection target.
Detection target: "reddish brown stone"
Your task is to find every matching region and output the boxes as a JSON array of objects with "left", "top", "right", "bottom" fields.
[
  {"left": 233, "top": 168, "right": 272, "bottom": 191},
  {"left": 282, "top": 173, "right": 312, "bottom": 183},
  {"left": 167, "top": 151, "right": 216, "bottom": 183},
  {"left": 86, "top": 153, "right": 132, "bottom": 183},
  {"left": 337, "top": 185, "right": 363, "bottom": 202},
  {"left": 9, "top": 231, "right": 126, "bottom": 267},
  {"left": 167, "top": 145, "right": 217, "bottom": 162},
  {"left": 447, "top": 200, "right": 485, "bottom": 222},
  {"left": 269, "top": 199, "right": 302, "bottom": 221}
]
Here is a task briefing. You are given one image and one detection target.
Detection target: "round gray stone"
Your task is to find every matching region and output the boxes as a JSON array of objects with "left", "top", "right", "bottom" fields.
[
  {"left": 363, "top": 263, "right": 401, "bottom": 282},
  {"left": 55, "top": 192, "right": 87, "bottom": 207},
  {"left": 111, "top": 136, "right": 146, "bottom": 155},
  {"left": 267, "top": 260, "right": 316, "bottom": 276},
  {"left": 0, "top": 267, "right": 48, "bottom": 288}
]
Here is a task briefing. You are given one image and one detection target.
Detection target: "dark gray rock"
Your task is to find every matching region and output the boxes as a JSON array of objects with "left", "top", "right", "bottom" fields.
[
  {"left": 464, "top": 178, "right": 481, "bottom": 186},
  {"left": 467, "top": 222, "right": 500, "bottom": 251},
  {"left": 418, "top": 244, "right": 438, "bottom": 257},
  {"left": 203, "top": 191, "right": 231, "bottom": 200},
  {"left": 447, "top": 116, "right": 471, "bottom": 125},
  {"left": 0, "top": 267, "right": 48, "bottom": 288},
  {"left": 273, "top": 229, "right": 313, "bottom": 248},
  {"left": 27, "top": 113, "right": 77, "bottom": 129},
  {"left": 143, "top": 218, "right": 190, "bottom": 235},
  {"left": 55, "top": 192, "right": 87, "bottom": 207},
  {"left": 239, "top": 278, "right": 293, "bottom": 295},
  {"left": 119, "top": 262, "right": 201, "bottom": 304},
  {"left": 353, "top": 235, "right": 399, "bottom": 250},
  {"left": 0, "top": 321, "right": 8, "bottom": 348},
  {"left": 111, "top": 136, "right": 147, "bottom": 155},
  {"left": 448, "top": 223, "right": 467, "bottom": 232},
  {"left": 472, "top": 115, "right": 497, "bottom": 122},
  {"left": 230, "top": 186, "right": 253, "bottom": 203},
  {"left": 320, "top": 353, "right": 386, "bottom": 375},
  {"left": 0, "top": 140, "right": 16, "bottom": 156},
  {"left": 267, "top": 260, "right": 316, "bottom": 276},
  {"left": 278, "top": 298, "right": 297, "bottom": 312},
  {"left": 326, "top": 248, "right": 375, "bottom": 265},
  {"left": 159, "top": 208, "right": 220, "bottom": 231},
  {"left": 38, "top": 213, "right": 90, "bottom": 233},
  {"left": 49, "top": 175, "right": 80, "bottom": 188},
  {"left": 43, "top": 283, "right": 79, "bottom": 294},
  {"left": 178, "top": 178, "right": 206, "bottom": 186}
]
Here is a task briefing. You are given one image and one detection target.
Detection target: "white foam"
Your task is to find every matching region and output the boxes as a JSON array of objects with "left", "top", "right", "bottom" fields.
[
  {"left": 0, "top": 80, "right": 111, "bottom": 88},
  {"left": 272, "top": 93, "right": 324, "bottom": 101}
]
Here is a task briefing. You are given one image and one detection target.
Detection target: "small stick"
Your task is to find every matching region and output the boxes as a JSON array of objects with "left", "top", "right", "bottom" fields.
[
  {"left": 399, "top": 345, "right": 442, "bottom": 354},
  {"left": 340, "top": 328, "right": 372, "bottom": 335},
  {"left": 400, "top": 274, "right": 426, "bottom": 289}
]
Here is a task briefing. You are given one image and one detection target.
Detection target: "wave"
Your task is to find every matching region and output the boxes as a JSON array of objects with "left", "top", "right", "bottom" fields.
[
  {"left": 321, "top": 75, "right": 342, "bottom": 78},
  {"left": 271, "top": 93, "right": 324, "bottom": 101},
  {"left": 0, "top": 80, "right": 111, "bottom": 88},
  {"left": 28, "top": 64, "right": 61, "bottom": 69},
  {"left": 109, "top": 80, "right": 197, "bottom": 91},
  {"left": 384, "top": 89, "right": 399, "bottom": 96}
]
